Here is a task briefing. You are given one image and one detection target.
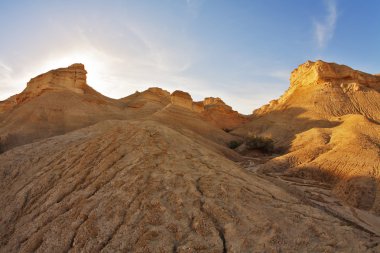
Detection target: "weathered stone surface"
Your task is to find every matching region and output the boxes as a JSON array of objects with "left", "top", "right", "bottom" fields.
[
  {"left": 0, "top": 64, "right": 91, "bottom": 113},
  {"left": 290, "top": 60, "right": 380, "bottom": 91},
  {"left": 120, "top": 87, "right": 171, "bottom": 111},
  {"left": 0, "top": 64, "right": 128, "bottom": 152},
  {"left": 1, "top": 61, "right": 380, "bottom": 253},
  {"left": 170, "top": 90, "right": 193, "bottom": 110},
  {"left": 168, "top": 94, "right": 247, "bottom": 129},
  {"left": 145, "top": 87, "right": 171, "bottom": 97},
  {"left": 254, "top": 60, "right": 380, "bottom": 120},
  {"left": 1, "top": 120, "right": 377, "bottom": 252},
  {"left": 25, "top": 63, "right": 88, "bottom": 94},
  {"left": 234, "top": 60, "right": 380, "bottom": 214},
  {"left": 201, "top": 97, "right": 248, "bottom": 129},
  {"left": 203, "top": 97, "right": 227, "bottom": 108},
  {"left": 191, "top": 101, "right": 205, "bottom": 113}
]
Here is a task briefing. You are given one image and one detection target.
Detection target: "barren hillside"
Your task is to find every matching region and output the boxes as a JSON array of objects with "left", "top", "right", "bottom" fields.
[
  {"left": 1, "top": 120, "right": 379, "bottom": 252},
  {"left": 0, "top": 65, "right": 246, "bottom": 154},
  {"left": 234, "top": 60, "right": 380, "bottom": 214},
  {"left": 1, "top": 61, "right": 379, "bottom": 252}
]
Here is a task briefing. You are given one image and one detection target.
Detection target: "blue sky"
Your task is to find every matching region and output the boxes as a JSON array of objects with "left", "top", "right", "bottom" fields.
[{"left": 0, "top": 0, "right": 379, "bottom": 114}]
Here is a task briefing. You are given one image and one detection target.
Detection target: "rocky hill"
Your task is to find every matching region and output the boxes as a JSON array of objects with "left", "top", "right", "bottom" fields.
[
  {"left": 0, "top": 61, "right": 379, "bottom": 252},
  {"left": 254, "top": 60, "right": 380, "bottom": 122},
  {"left": 233, "top": 60, "right": 380, "bottom": 214},
  {"left": 0, "top": 65, "right": 246, "bottom": 154},
  {"left": 1, "top": 120, "right": 378, "bottom": 252}
]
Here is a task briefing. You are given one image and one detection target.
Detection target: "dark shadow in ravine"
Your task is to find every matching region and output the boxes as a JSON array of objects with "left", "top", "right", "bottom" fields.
[
  {"left": 283, "top": 166, "right": 379, "bottom": 215},
  {"left": 233, "top": 107, "right": 342, "bottom": 152}
]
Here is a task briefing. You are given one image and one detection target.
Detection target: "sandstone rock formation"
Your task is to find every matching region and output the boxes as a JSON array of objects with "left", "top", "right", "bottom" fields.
[
  {"left": 26, "top": 63, "right": 88, "bottom": 93},
  {"left": 0, "top": 64, "right": 127, "bottom": 152},
  {"left": 1, "top": 61, "right": 380, "bottom": 252},
  {"left": 167, "top": 91, "right": 247, "bottom": 130},
  {"left": 124, "top": 87, "right": 171, "bottom": 107},
  {"left": 191, "top": 101, "right": 205, "bottom": 113},
  {"left": 0, "top": 65, "right": 245, "bottom": 154},
  {"left": 0, "top": 64, "right": 87, "bottom": 113},
  {"left": 170, "top": 90, "right": 194, "bottom": 110},
  {"left": 201, "top": 97, "right": 248, "bottom": 130},
  {"left": 119, "top": 87, "right": 171, "bottom": 116},
  {"left": 253, "top": 60, "right": 380, "bottom": 123},
  {"left": 234, "top": 60, "right": 380, "bottom": 214}
]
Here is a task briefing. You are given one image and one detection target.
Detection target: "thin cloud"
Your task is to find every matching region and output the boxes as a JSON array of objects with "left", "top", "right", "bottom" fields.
[
  {"left": 0, "top": 61, "right": 25, "bottom": 99},
  {"left": 314, "top": 0, "right": 338, "bottom": 49},
  {"left": 0, "top": 62, "right": 12, "bottom": 74},
  {"left": 0, "top": 61, "right": 13, "bottom": 87}
]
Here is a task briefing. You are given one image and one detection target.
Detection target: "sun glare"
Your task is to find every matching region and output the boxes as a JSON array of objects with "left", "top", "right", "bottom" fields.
[{"left": 35, "top": 51, "right": 108, "bottom": 91}]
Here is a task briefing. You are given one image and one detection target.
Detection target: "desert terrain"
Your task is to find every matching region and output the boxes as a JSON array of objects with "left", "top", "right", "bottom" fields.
[{"left": 0, "top": 61, "right": 379, "bottom": 252}]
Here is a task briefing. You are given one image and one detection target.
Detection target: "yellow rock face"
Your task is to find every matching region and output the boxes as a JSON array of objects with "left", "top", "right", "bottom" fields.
[
  {"left": 254, "top": 60, "right": 380, "bottom": 123},
  {"left": 234, "top": 60, "right": 380, "bottom": 214},
  {"left": 25, "top": 63, "right": 88, "bottom": 94},
  {"left": 170, "top": 90, "right": 194, "bottom": 110},
  {"left": 290, "top": 60, "right": 380, "bottom": 90}
]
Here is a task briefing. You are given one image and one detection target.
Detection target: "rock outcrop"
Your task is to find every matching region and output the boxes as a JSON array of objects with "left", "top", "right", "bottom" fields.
[
  {"left": 120, "top": 87, "right": 171, "bottom": 114},
  {"left": 191, "top": 101, "right": 205, "bottom": 113},
  {"left": 0, "top": 64, "right": 127, "bottom": 153},
  {"left": 234, "top": 60, "right": 380, "bottom": 214},
  {"left": 0, "top": 63, "right": 246, "bottom": 154},
  {"left": 254, "top": 60, "right": 380, "bottom": 123},
  {"left": 145, "top": 87, "right": 171, "bottom": 97},
  {"left": 203, "top": 97, "right": 228, "bottom": 108},
  {"left": 290, "top": 60, "right": 380, "bottom": 91},
  {"left": 25, "top": 63, "right": 88, "bottom": 94},
  {"left": 170, "top": 90, "right": 194, "bottom": 110},
  {"left": 169, "top": 93, "right": 247, "bottom": 129},
  {"left": 0, "top": 64, "right": 91, "bottom": 113},
  {"left": 1, "top": 61, "right": 380, "bottom": 252},
  {"left": 201, "top": 97, "right": 248, "bottom": 129}
]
